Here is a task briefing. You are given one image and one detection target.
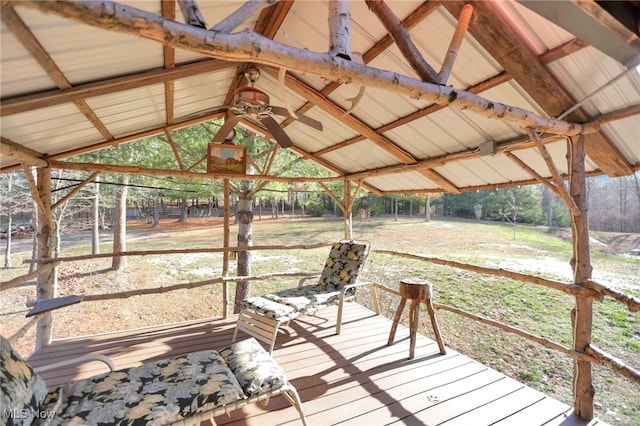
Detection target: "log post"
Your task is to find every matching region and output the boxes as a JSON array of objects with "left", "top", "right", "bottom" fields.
[
  {"left": 569, "top": 135, "right": 594, "bottom": 419},
  {"left": 328, "top": 0, "right": 351, "bottom": 59},
  {"left": 344, "top": 180, "right": 352, "bottom": 239},
  {"left": 222, "top": 179, "right": 230, "bottom": 319},
  {"left": 35, "top": 166, "right": 54, "bottom": 350}
]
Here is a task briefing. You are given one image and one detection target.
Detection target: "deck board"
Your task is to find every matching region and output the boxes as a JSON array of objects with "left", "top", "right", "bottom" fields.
[{"left": 28, "top": 303, "right": 605, "bottom": 425}]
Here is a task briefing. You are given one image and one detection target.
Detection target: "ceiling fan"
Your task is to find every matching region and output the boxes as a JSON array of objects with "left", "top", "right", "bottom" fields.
[{"left": 211, "top": 66, "right": 323, "bottom": 148}]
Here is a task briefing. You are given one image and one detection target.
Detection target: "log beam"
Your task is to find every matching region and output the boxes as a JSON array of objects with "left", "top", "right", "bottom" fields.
[
  {"left": 365, "top": 0, "right": 438, "bottom": 83},
  {"left": 0, "top": 137, "right": 47, "bottom": 167},
  {"left": 14, "top": 0, "right": 585, "bottom": 138},
  {"left": 437, "top": 3, "right": 473, "bottom": 85}
]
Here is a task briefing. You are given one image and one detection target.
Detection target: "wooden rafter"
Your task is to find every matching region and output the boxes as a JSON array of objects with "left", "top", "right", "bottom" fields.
[
  {"left": 0, "top": 4, "right": 113, "bottom": 141},
  {"left": 281, "top": 1, "right": 441, "bottom": 127},
  {"left": 21, "top": 1, "right": 586, "bottom": 135},
  {"left": 365, "top": 0, "right": 438, "bottom": 83},
  {"left": 442, "top": 1, "right": 632, "bottom": 177},
  {"left": 270, "top": 68, "right": 417, "bottom": 165},
  {"left": 2, "top": 0, "right": 637, "bottom": 197},
  {"left": 0, "top": 59, "right": 235, "bottom": 117},
  {"left": 47, "top": 159, "right": 344, "bottom": 184}
]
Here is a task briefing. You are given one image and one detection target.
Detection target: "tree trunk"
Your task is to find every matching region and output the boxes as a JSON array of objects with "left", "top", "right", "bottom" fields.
[
  {"left": 153, "top": 189, "right": 160, "bottom": 228},
  {"left": 394, "top": 197, "right": 398, "bottom": 221},
  {"left": 29, "top": 199, "right": 39, "bottom": 274},
  {"left": 112, "top": 175, "right": 129, "bottom": 271},
  {"left": 92, "top": 181, "right": 100, "bottom": 255},
  {"left": 179, "top": 197, "right": 188, "bottom": 222},
  {"left": 234, "top": 196, "right": 253, "bottom": 313},
  {"left": 3, "top": 172, "right": 13, "bottom": 269},
  {"left": 425, "top": 195, "right": 431, "bottom": 222},
  {"left": 569, "top": 135, "right": 594, "bottom": 420},
  {"left": 35, "top": 166, "right": 54, "bottom": 349},
  {"left": 542, "top": 185, "right": 553, "bottom": 227}
]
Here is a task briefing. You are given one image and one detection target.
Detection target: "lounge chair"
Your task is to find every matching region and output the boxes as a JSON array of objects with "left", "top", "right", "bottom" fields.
[
  {"left": 0, "top": 335, "right": 307, "bottom": 425},
  {"left": 234, "top": 240, "right": 372, "bottom": 353}
]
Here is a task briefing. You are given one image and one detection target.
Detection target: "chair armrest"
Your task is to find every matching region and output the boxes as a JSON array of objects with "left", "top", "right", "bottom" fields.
[
  {"left": 33, "top": 354, "right": 115, "bottom": 374},
  {"left": 298, "top": 274, "right": 321, "bottom": 288},
  {"left": 339, "top": 280, "right": 374, "bottom": 300}
]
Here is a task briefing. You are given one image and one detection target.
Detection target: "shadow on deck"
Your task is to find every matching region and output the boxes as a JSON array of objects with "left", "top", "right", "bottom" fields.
[{"left": 28, "top": 303, "right": 605, "bottom": 425}]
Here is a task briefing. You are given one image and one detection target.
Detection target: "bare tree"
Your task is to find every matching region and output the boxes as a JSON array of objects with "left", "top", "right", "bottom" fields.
[{"left": 112, "top": 174, "right": 129, "bottom": 271}]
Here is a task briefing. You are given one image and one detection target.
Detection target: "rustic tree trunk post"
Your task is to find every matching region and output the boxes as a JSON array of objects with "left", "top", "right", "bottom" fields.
[
  {"left": 344, "top": 180, "right": 352, "bottom": 239},
  {"left": 222, "top": 179, "right": 230, "bottom": 318},
  {"left": 112, "top": 175, "right": 128, "bottom": 271},
  {"left": 92, "top": 180, "right": 100, "bottom": 255},
  {"left": 234, "top": 193, "right": 253, "bottom": 313},
  {"left": 329, "top": 0, "right": 351, "bottom": 58},
  {"left": 4, "top": 172, "right": 13, "bottom": 269},
  {"left": 35, "top": 166, "right": 54, "bottom": 349},
  {"left": 569, "top": 135, "right": 594, "bottom": 420}
]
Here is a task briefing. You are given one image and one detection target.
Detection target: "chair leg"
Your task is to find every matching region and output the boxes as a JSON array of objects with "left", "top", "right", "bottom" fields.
[{"left": 281, "top": 383, "right": 308, "bottom": 426}]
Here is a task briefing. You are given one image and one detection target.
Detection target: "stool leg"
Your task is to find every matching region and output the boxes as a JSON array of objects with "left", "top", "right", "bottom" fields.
[
  {"left": 426, "top": 298, "right": 447, "bottom": 355},
  {"left": 387, "top": 296, "right": 407, "bottom": 346},
  {"left": 408, "top": 300, "right": 419, "bottom": 360}
]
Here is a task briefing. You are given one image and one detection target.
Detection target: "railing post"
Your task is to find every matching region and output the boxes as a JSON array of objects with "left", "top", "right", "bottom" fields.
[
  {"left": 34, "top": 166, "right": 54, "bottom": 350},
  {"left": 569, "top": 135, "right": 594, "bottom": 419}
]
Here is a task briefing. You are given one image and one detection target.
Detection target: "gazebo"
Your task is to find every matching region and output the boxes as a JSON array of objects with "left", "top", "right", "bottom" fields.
[{"left": 1, "top": 1, "right": 639, "bottom": 424}]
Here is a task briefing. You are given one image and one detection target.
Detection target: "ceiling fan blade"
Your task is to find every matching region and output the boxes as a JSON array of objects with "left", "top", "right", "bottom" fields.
[
  {"left": 259, "top": 115, "right": 293, "bottom": 148},
  {"left": 269, "top": 106, "right": 323, "bottom": 131},
  {"left": 211, "top": 114, "right": 243, "bottom": 142}
]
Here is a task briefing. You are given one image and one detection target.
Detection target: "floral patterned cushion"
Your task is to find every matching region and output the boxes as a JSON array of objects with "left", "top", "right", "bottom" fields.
[
  {"left": 241, "top": 241, "right": 370, "bottom": 321},
  {"left": 262, "top": 285, "right": 344, "bottom": 311},
  {"left": 220, "top": 338, "right": 287, "bottom": 398},
  {"left": 317, "top": 241, "right": 369, "bottom": 291},
  {"left": 39, "top": 349, "right": 244, "bottom": 425},
  {"left": 241, "top": 296, "right": 297, "bottom": 320},
  {"left": 0, "top": 335, "right": 49, "bottom": 426}
]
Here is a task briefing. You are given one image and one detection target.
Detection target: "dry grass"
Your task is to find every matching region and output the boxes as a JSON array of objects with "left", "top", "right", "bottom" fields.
[{"left": 1, "top": 215, "right": 638, "bottom": 424}]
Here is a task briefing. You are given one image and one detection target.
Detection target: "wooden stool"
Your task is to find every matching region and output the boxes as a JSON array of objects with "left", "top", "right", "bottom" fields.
[{"left": 387, "top": 277, "right": 447, "bottom": 359}]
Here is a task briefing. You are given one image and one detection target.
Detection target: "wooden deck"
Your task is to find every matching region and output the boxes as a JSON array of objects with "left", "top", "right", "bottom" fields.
[{"left": 28, "top": 303, "right": 604, "bottom": 425}]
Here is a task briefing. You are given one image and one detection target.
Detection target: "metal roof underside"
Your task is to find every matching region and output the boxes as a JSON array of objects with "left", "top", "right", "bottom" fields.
[{"left": 1, "top": 0, "right": 639, "bottom": 196}]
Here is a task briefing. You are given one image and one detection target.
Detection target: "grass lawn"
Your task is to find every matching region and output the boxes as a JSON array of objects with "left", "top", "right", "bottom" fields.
[{"left": 1, "top": 215, "right": 638, "bottom": 425}]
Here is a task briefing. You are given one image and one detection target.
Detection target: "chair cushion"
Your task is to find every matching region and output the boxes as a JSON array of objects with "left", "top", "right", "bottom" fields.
[
  {"left": 40, "top": 349, "right": 244, "bottom": 425},
  {"left": 220, "top": 338, "right": 287, "bottom": 398},
  {"left": 317, "top": 241, "right": 369, "bottom": 291},
  {"left": 241, "top": 296, "right": 297, "bottom": 320},
  {"left": 262, "top": 285, "right": 344, "bottom": 312},
  {"left": 0, "top": 335, "right": 49, "bottom": 425}
]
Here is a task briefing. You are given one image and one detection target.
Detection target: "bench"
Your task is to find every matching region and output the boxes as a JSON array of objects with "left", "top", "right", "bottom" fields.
[{"left": 0, "top": 335, "right": 306, "bottom": 425}]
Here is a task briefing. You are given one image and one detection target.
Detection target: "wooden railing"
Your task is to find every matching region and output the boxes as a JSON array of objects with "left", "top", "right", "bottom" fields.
[
  {"left": 367, "top": 249, "right": 640, "bottom": 386},
  {"left": 4, "top": 244, "right": 638, "bottom": 394}
]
